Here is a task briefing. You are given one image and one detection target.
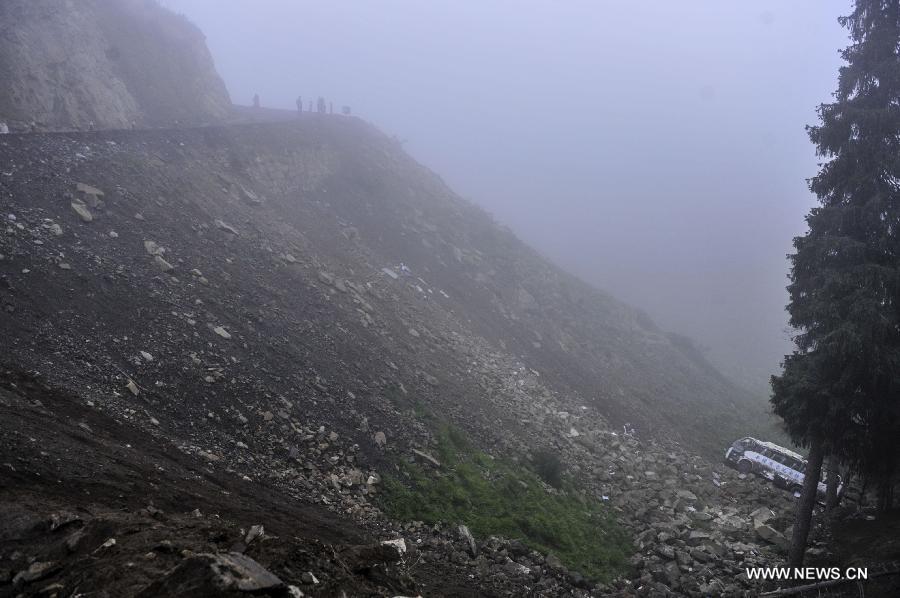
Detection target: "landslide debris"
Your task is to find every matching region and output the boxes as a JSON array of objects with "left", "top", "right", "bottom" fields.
[{"left": 0, "top": 119, "right": 828, "bottom": 596}]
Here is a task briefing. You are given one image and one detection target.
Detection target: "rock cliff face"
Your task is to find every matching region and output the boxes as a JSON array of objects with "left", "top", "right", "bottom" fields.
[{"left": 0, "top": 0, "right": 231, "bottom": 131}]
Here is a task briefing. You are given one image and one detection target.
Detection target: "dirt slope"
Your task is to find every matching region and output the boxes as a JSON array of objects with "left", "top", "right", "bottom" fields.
[{"left": 0, "top": 115, "right": 775, "bottom": 454}]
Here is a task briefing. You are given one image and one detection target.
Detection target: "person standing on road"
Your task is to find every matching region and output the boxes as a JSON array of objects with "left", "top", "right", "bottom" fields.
[
  {"left": 296, "top": 96, "right": 303, "bottom": 114},
  {"left": 253, "top": 94, "right": 260, "bottom": 108}
]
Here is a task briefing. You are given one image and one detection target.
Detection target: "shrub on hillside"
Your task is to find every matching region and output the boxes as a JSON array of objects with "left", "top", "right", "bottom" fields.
[{"left": 532, "top": 448, "right": 564, "bottom": 488}]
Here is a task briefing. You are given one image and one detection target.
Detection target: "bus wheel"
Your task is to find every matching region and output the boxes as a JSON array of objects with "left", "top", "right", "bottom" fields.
[{"left": 737, "top": 460, "right": 752, "bottom": 474}]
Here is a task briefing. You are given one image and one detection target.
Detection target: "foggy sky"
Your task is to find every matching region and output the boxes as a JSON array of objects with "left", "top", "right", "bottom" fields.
[{"left": 160, "top": 0, "right": 850, "bottom": 391}]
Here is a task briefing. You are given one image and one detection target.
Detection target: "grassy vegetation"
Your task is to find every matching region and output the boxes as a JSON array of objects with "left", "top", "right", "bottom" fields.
[
  {"left": 383, "top": 382, "right": 430, "bottom": 419},
  {"left": 378, "top": 425, "right": 631, "bottom": 582}
]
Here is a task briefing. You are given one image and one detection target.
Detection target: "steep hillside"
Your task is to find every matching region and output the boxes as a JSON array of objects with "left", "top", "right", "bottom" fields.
[
  {"left": 0, "top": 117, "right": 770, "bottom": 457},
  {"left": 0, "top": 0, "right": 230, "bottom": 131},
  {"left": 0, "top": 119, "right": 815, "bottom": 597}
]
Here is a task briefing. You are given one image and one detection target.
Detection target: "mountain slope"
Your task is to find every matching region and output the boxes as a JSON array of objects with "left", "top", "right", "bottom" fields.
[
  {"left": 0, "top": 117, "right": 771, "bottom": 458},
  {"left": 0, "top": 115, "right": 823, "bottom": 598}
]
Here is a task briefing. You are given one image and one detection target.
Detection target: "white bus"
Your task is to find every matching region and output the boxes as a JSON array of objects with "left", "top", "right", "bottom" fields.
[{"left": 724, "top": 436, "right": 839, "bottom": 498}]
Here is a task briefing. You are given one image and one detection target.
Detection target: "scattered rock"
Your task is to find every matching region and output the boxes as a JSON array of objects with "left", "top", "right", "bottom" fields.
[
  {"left": 49, "top": 512, "right": 82, "bottom": 531},
  {"left": 654, "top": 544, "right": 675, "bottom": 560},
  {"left": 144, "top": 240, "right": 164, "bottom": 255},
  {"left": 245, "top": 525, "right": 264, "bottom": 545},
  {"left": 238, "top": 184, "right": 262, "bottom": 205},
  {"left": 137, "top": 552, "right": 284, "bottom": 596},
  {"left": 70, "top": 201, "right": 93, "bottom": 223},
  {"left": 12, "top": 561, "right": 58, "bottom": 585},
  {"left": 213, "top": 326, "right": 232, "bottom": 340},
  {"left": 458, "top": 524, "right": 478, "bottom": 558},
  {"left": 750, "top": 507, "right": 774, "bottom": 527},
  {"left": 754, "top": 523, "right": 789, "bottom": 550},
  {"left": 214, "top": 219, "right": 239, "bottom": 235},
  {"left": 76, "top": 182, "right": 104, "bottom": 197},
  {"left": 676, "top": 489, "right": 698, "bottom": 501},
  {"left": 337, "top": 542, "right": 403, "bottom": 574},
  {"left": 411, "top": 448, "right": 441, "bottom": 468},
  {"left": 153, "top": 255, "right": 175, "bottom": 273}
]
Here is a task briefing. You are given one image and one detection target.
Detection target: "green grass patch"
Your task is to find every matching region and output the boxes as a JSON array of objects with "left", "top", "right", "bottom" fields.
[
  {"left": 378, "top": 425, "right": 632, "bottom": 582},
  {"left": 383, "top": 382, "right": 431, "bottom": 419}
]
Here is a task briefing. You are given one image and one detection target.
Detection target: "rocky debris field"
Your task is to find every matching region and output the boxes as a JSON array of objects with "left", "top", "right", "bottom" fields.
[
  {"left": 0, "top": 121, "right": 884, "bottom": 596},
  {"left": 0, "top": 371, "right": 515, "bottom": 597},
  {"left": 0, "top": 366, "right": 818, "bottom": 598}
]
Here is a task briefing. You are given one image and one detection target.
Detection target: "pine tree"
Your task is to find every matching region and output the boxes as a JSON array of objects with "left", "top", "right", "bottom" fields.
[{"left": 772, "top": 0, "right": 900, "bottom": 568}]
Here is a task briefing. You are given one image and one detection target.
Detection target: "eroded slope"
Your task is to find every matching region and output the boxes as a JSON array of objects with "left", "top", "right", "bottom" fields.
[{"left": 0, "top": 118, "right": 805, "bottom": 597}]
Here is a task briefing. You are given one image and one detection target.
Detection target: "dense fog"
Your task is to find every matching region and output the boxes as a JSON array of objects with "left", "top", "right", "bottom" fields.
[{"left": 160, "top": 0, "right": 849, "bottom": 392}]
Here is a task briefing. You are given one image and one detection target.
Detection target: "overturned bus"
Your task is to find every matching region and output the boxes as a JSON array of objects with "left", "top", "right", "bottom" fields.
[{"left": 724, "top": 436, "right": 840, "bottom": 499}]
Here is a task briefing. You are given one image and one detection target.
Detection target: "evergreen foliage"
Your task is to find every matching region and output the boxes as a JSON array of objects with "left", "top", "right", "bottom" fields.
[{"left": 772, "top": 0, "right": 900, "bottom": 563}]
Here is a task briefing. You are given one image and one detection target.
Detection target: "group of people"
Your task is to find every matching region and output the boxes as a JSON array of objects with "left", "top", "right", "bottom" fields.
[{"left": 252, "top": 94, "right": 351, "bottom": 116}]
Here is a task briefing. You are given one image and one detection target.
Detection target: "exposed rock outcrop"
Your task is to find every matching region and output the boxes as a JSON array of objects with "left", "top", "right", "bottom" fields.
[{"left": 0, "top": 0, "right": 231, "bottom": 131}]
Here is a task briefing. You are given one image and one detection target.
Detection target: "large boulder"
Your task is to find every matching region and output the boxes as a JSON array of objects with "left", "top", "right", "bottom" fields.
[
  {"left": 137, "top": 552, "right": 285, "bottom": 597},
  {"left": 754, "top": 523, "right": 789, "bottom": 550}
]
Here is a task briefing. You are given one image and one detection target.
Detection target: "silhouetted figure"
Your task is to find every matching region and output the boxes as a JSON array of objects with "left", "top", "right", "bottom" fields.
[
  {"left": 317, "top": 97, "right": 326, "bottom": 114},
  {"left": 329, "top": 102, "right": 333, "bottom": 114},
  {"left": 252, "top": 94, "right": 260, "bottom": 108},
  {"left": 308, "top": 100, "right": 313, "bottom": 112},
  {"left": 296, "top": 96, "right": 303, "bottom": 113},
  {"left": 88, "top": 121, "right": 95, "bottom": 131}
]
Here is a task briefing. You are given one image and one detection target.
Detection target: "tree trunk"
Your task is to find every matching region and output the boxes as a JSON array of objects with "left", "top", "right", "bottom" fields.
[
  {"left": 825, "top": 456, "right": 840, "bottom": 513},
  {"left": 877, "top": 477, "right": 894, "bottom": 513},
  {"left": 839, "top": 471, "right": 853, "bottom": 503},
  {"left": 788, "top": 435, "right": 825, "bottom": 568}
]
